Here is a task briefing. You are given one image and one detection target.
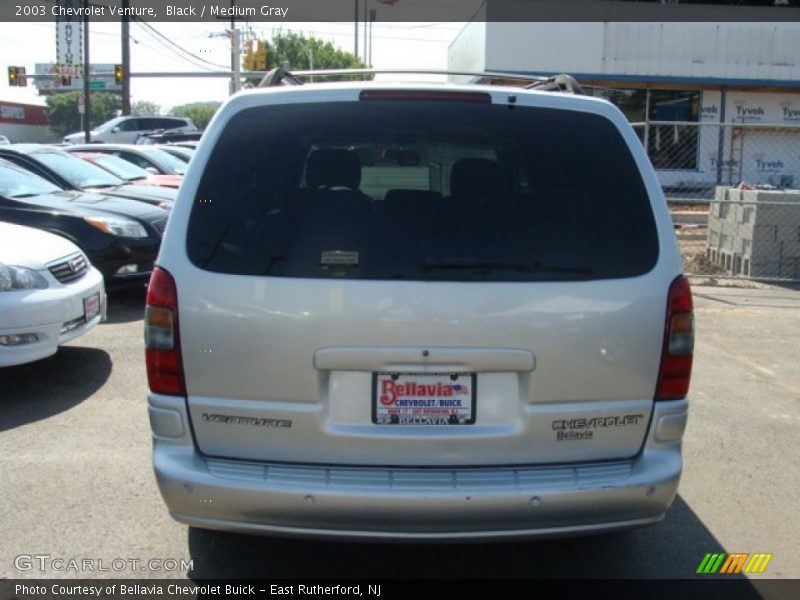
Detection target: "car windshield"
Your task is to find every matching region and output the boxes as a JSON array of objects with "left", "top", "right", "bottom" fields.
[
  {"left": 0, "top": 160, "right": 62, "bottom": 198},
  {"left": 89, "top": 154, "right": 149, "bottom": 181},
  {"left": 141, "top": 148, "right": 188, "bottom": 175},
  {"left": 188, "top": 100, "right": 658, "bottom": 282},
  {"left": 33, "top": 151, "right": 124, "bottom": 188}
]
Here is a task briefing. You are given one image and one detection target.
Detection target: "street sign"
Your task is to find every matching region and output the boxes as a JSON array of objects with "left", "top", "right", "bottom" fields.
[{"left": 33, "top": 63, "right": 121, "bottom": 93}]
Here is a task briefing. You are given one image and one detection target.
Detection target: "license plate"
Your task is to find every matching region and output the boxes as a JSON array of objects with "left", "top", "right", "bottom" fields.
[
  {"left": 372, "top": 372, "right": 476, "bottom": 425},
  {"left": 83, "top": 293, "right": 100, "bottom": 322}
]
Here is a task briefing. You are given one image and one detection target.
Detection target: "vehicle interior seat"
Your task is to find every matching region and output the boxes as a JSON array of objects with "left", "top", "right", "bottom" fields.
[
  {"left": 288, "top": 148, "right": 374, "bottom": 275},
  {"left": 447, "top": 157, "right": 509, "bottom": 255}
]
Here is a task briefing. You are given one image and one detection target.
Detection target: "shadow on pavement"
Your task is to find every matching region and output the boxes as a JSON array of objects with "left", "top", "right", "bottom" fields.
[
  {"left": 769, "top": 281, "right": 800, "bottom": 292},
  {"left": 104, "top": 287, "right": 147, "bottom": 324},
  {"left": 186, "top": 495, "right": 754, "bottom": 582},
  {"left": 0, "top": 346, "right": 112, "bottom": 432}
]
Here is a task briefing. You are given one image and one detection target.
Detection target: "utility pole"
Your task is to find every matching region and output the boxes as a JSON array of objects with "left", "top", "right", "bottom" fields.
[
  {"left": 363, "top": 0, "right": 367, "bottom": 63},
  {"left": 232, "top": 28, "right": 241, "bottom": 93},
  {"left": 354, "top": 0, "right": 358, "bottom": 58},
  {"left": 121, "top": 0, "right": 131, "bottom": 114},
  {"left": 368, "top": 9, "right": 376, "bottom": 66},
  {"left": 229, "top": 0, "right": 236, "bottom": 94},
  {"left": 83, "top": 0, "right": 90, "bottom": 143}
]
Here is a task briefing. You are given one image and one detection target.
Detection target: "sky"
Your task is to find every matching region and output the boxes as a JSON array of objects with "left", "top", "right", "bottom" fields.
[{"left": 0, "top": 21, "right": 467, "bottom": 112}]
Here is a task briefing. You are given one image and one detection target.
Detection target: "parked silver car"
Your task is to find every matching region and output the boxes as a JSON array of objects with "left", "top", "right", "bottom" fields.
[
  {"left": 146, "top": 76, "right": 693, "bottom": 540},
  {"left": 63, "top": 116, "right": 196, "bottom": 145}
]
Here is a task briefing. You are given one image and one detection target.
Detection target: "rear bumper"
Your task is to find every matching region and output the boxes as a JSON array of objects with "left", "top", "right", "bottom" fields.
[{"left": 149, "top": 395, "right": 688, "bottom": 541}]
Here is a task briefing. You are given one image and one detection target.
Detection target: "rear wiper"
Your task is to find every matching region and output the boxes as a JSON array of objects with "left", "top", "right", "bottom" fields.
[{"left": 420, "top": 257, "right": 595, "bottom": 276}]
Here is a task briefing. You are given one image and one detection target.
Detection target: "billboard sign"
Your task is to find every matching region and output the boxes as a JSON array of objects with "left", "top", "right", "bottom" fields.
[{"left": 33, "top": 63, "right": 121, "bottom": 93}]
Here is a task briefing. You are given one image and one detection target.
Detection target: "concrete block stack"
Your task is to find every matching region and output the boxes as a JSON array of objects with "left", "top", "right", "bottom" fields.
[{"left": 707, "top": 187, "right": 800, "bottom": 279}]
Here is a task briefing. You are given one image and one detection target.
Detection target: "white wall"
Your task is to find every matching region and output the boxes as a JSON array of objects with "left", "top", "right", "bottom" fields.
[
  {"left": 447, "top": 21, "right": 486, "bottom": 80},
  {"left": 470, "top": 22, "right": 800, "bottom": 84},
  {"left": 602, "top": 22, "right": 798, "bottom": 82},
  {"left": 485, "top": 23, "right": 605, "bottom": 75},
  {"left": 0, "top": 123, "right": 55, "bottom": 143}
]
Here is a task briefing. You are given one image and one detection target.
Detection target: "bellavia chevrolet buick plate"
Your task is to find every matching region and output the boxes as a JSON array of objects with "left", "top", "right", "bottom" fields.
[
  {"left": 145, "top": 72, "right": 693, "bottom": 540},
  {"left": 373, "top": 372, "right": 476, "bottom": 425}
]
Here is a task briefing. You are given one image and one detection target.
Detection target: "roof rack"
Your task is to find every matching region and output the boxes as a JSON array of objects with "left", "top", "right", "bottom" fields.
[
  {"left": 257, "top": 68, "right": 585, "bottom": 95},
  {"left": 524, "top": 74, "right": 584, "bottom": 95},
  {"left": 258, "top": 67, "right": 304, "bottom": 88}
]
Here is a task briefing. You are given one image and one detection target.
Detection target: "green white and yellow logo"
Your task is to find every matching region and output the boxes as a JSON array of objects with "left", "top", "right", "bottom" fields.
[{"left": 697, "top": 553, "right": 773, "bottom": 574}]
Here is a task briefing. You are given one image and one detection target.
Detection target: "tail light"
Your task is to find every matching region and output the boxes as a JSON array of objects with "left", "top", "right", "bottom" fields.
[
  {"left": 655, "top": 275, "right": 694, "bottom": 401},
  {"left": 145, "top": 267, "right": 185, "bottom": 395}
]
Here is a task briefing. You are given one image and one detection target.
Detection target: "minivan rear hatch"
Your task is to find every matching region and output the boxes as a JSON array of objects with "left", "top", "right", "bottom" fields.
[{"left": 173, "top": 88, "right": 670, "bottom": 466}]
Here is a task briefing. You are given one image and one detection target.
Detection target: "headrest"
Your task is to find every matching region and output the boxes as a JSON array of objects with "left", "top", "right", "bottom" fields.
[{"left": 306, "top": 148, "right": 362, "bottom": 190}]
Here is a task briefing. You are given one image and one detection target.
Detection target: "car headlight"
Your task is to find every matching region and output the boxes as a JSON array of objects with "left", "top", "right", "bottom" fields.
[
  {"left": 0, "top": 263, "right": 49, "bottom": 292},
  {"left": 84, "top": 216, "right": 148, "bottom": 238}
]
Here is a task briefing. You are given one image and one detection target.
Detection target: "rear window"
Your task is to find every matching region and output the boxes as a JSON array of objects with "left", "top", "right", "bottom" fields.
[{"left": 187, "top": 100, "right": 658, "bottom": 281}]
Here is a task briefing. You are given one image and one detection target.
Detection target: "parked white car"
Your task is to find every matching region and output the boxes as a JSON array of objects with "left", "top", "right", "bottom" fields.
[{"left": 0, "top": 222, "right": 106, "bottom": 367}]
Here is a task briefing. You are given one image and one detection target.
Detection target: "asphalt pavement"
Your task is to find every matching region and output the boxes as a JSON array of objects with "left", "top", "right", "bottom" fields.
[{"left": 1, "top": 284, "right": 798, "bottom": 581}]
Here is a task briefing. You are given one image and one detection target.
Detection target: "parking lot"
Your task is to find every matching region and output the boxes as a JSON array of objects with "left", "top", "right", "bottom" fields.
[{"left": 1, "top": 283, "right": 799, "bottom": 580}]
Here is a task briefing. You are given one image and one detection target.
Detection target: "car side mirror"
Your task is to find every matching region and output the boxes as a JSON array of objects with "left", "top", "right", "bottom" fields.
[
  {"left": 112, "top": 127, "right": 121, "bottom": 133},
  {"left": 145, "top": 167, "right": 159, "bottom": 175}
]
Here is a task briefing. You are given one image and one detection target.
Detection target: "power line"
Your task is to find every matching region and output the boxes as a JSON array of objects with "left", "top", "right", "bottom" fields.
[
  {"left": 250, "top": 25, "right": 456, "bottom": 44},
  {"left": 134, "top": 25, "right": 219, "bottom": 72},
  {"left": 135, "top": 19, "right": 229, "bottom": 71},
  {"left": 136, "top": 20, "right": 229, "bottom": 70}
]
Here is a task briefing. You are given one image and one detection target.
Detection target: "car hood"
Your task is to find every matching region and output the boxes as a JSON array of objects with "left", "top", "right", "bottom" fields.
[
  {"left": 87, "top": 183, "right": 177, "bottom": 204},
  {"left": 12, "top": 190, "right": 168, "bottom": 222},
  {"left": 64, "top": 131, "right": 98, "bottom": 142},
  {"left": 0, "top": 221, "right": 83, "bottom": 270}
]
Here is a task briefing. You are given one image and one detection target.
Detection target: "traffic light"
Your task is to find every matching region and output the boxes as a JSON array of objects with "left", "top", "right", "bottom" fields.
[
  {"left": 17, "top": 66, "right": 27, "bottom": 87},
  {"left": 242, "top": 41, "right": 255, "bottom": 71},
  {"left": 114, "top": 64, "right": 123, "bottom": 85},
  {"left": 8, "top": 66, "right": 18, "bottom": 87},
  {"left": 255, "top": 40, "right": 268, "bottom": 71}
]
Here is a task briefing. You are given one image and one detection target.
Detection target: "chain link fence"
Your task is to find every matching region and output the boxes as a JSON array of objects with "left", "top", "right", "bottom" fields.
[{"left": 630, "top": 121, "right": 800, "bottom": 282}]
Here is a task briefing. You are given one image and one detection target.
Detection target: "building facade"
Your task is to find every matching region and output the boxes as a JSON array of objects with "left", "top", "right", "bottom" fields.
[
  {"left": 0, "top": 101, "right": 53, "bottom": 144},
  {"left": 449, "top": 22, "right": 800, "bottom": 196}
]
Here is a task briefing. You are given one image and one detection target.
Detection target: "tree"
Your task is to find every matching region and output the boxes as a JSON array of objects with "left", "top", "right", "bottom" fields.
[
  {"left": 169, "top": 101, "right": 221, "bottom": 130},
  {"left": 247, "top": 31, "right": 367, "bottom": 84},
  {"left": 132, "top": 100, "right": 161, "bottom": 116},
  {"left": 44, "top": 92, "right": 122, "bottom": 137}
]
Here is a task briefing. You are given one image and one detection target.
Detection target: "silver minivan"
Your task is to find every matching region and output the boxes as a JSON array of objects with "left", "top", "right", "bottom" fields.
[{"left": 146, "top": 79, "right": 693, "bottom": 540}]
